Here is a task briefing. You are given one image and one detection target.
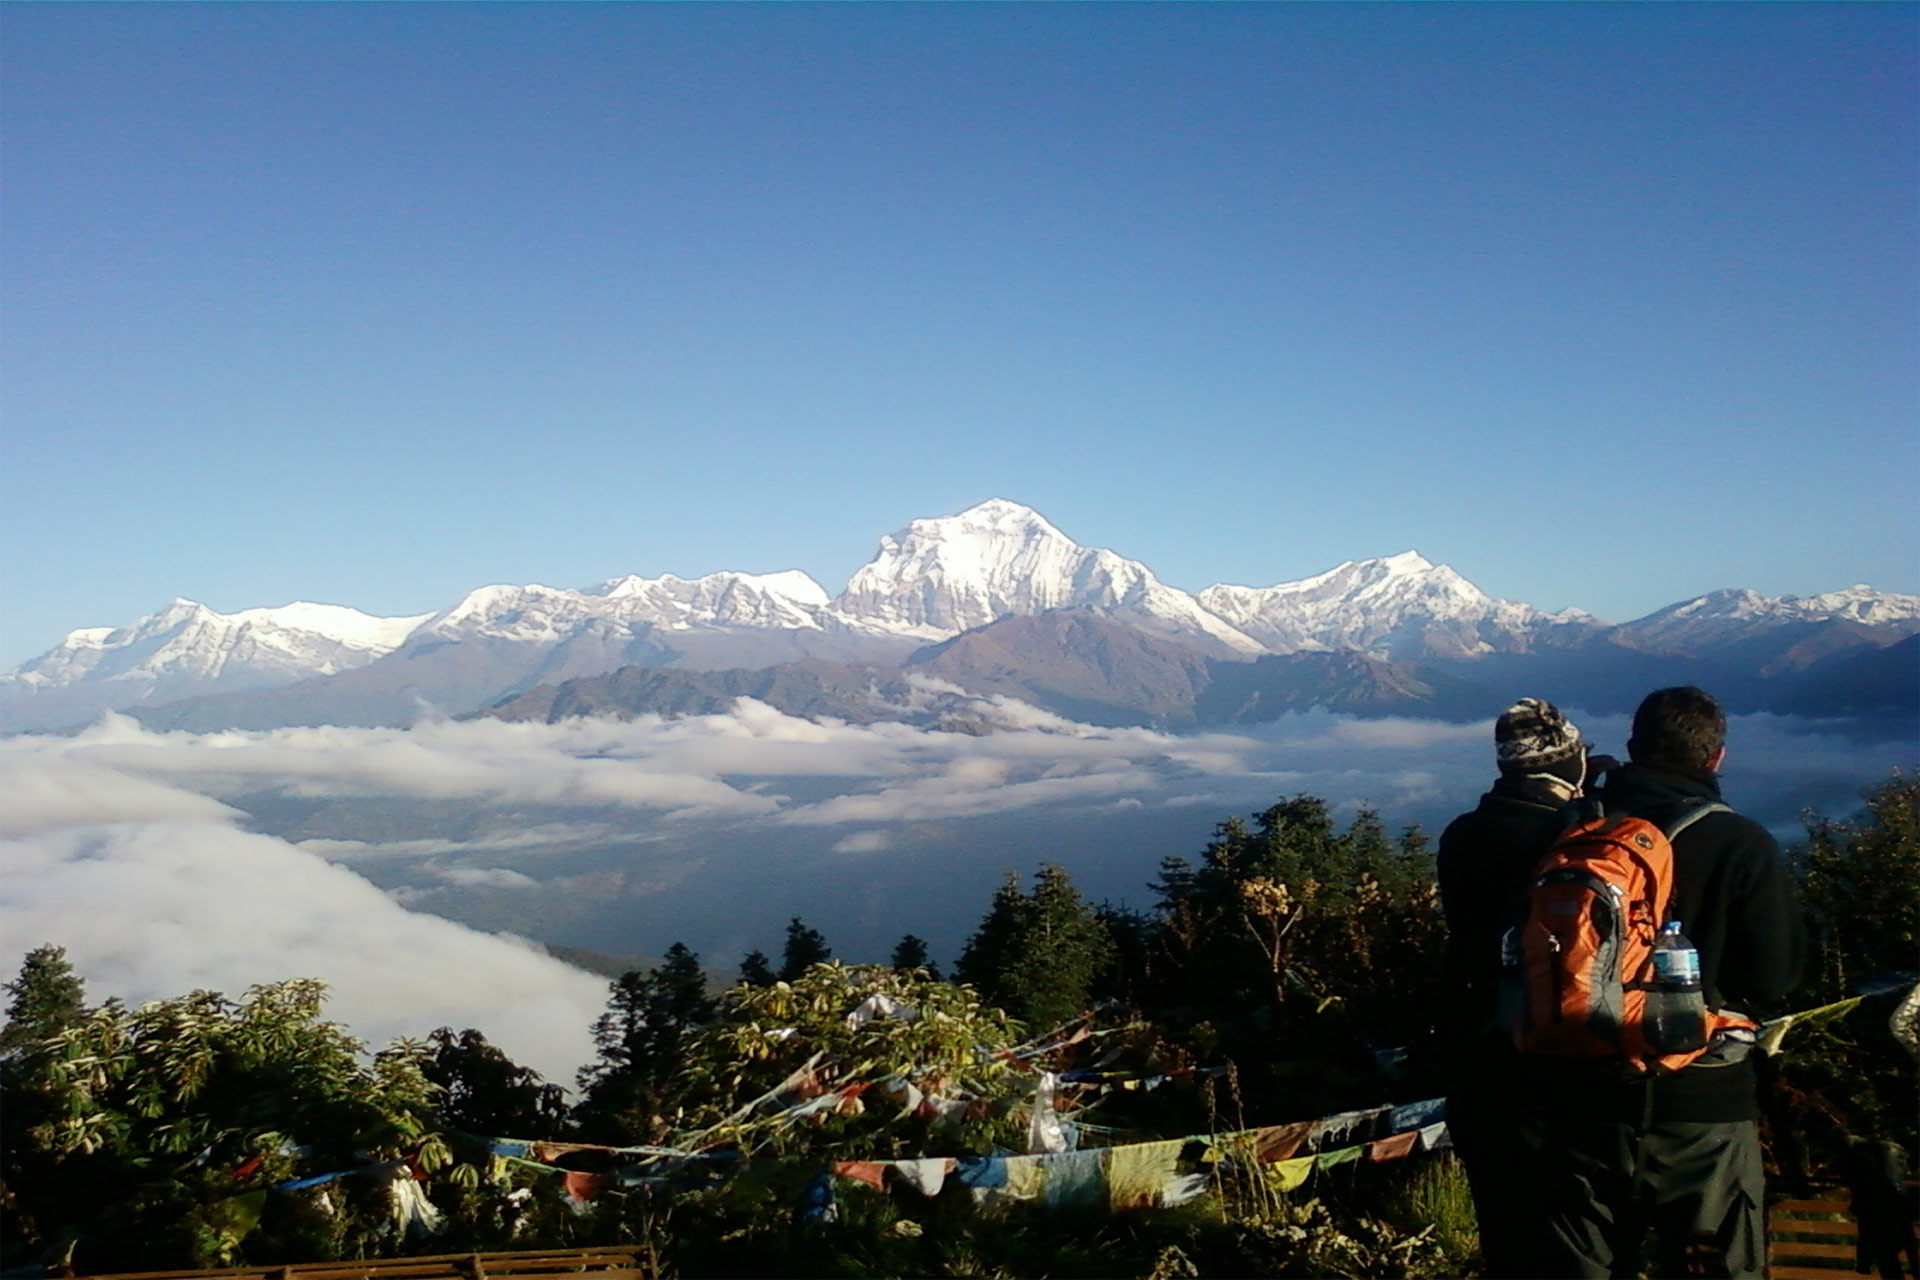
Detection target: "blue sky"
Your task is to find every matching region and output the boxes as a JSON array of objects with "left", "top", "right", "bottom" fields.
[{"left": 3, "top": 2, "right": 1914, "bottom": 667}]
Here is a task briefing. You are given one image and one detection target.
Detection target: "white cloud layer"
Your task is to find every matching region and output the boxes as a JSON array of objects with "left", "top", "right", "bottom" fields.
[
  {"left": 1, "top": 699, "right": 1909, "bottom": 1070},
  {"left": 0, "top": 754, "right": 610, "bottom": 1085}
]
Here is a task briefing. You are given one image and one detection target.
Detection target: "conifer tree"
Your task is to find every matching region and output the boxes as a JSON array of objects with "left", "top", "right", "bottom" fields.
[
  {"left": 576, "top": 942, "right": 716, "bottom": 1141},
  {"left": 957, "top": 866, "right": 1113, "bottom": 1029},
  {"left": 779, "top": 918, "right": 832, "bottom": 981},
  {"left": 955, "top": 871, "right": 1028, "bottom": 994},
  {"left": 0, "top": 944, "right": 86, "bottom": 1058},
  {"left": 737, "top": 949, "right": 777, "bottom": 987},
  {"left": 890, "top": 934, "right": 939, "bottom": 979}
]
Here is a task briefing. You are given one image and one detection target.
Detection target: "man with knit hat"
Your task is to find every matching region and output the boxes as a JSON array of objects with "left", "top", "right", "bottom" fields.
[{"left": 1437, "top": 696, "right": 1606, "bottom": 1278}]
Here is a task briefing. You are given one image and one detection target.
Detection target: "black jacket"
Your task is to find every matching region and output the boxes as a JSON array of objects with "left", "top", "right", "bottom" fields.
[
  {"left": 1589, "top": 761, "right": 1809, "bottom": 1121},
  {"left": 1437, "top": 775, "right": 1569, "bottom": 1044}
]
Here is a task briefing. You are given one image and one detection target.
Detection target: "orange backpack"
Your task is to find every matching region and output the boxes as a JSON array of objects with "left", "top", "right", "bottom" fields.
[{"left": 1504, "top": 800, "right": 1756, "bottom": 1074}]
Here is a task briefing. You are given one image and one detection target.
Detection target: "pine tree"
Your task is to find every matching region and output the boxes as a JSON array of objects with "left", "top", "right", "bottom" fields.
[
  {"left": 0, "top": 944, "right": 86, "bottom": 1057},
  {"left": 889, "top": 934, "right": 939, "bottom": 979},
  {"left": 1150, "top": 855, "right": 1197, "bottom": 915},
  {"left": 1004, "top": 864, "right": 1115, "bottom": 1029},
  {"left": 779, "top": 918, "right": 832, "bottom": 981},
  {"left": 955, "top": 871, "right": 1028, "bottom": 994},
  {"left": 957, "top": 866, "right": 1113, "bottom": 1028},
  {"left": 738, "top": 949, "right": 777, "bottom": 987},
  {"left": 576, "top": 942, "right": 716, "bottom": 1141}
]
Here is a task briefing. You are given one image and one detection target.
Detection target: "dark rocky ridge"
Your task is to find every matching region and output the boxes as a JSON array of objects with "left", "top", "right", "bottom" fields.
[{"left": 471, "top": 607, "right": 1920, "bottom": 732}]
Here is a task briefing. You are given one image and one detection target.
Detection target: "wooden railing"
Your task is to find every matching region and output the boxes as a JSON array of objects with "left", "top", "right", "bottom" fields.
[
  {"left": 1767, "top": 1183, "right": 1920, "bottom": 1280},
  {"left": 77, "top": 1246, "right": 655, "bottom": 1280},
  {"left": 1768, "top": 1188, "right": 1859, "bottom": 1279}
]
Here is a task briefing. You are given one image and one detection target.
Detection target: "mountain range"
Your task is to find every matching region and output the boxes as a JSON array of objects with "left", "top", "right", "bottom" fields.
[{"left": 5, "top": 499, "right": 1915, "bottom": 734}]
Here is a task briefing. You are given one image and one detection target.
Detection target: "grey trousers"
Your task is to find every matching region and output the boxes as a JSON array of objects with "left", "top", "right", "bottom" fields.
[{"left": 1538, "top": 1118, "right": 1765, "bottom": 1279}]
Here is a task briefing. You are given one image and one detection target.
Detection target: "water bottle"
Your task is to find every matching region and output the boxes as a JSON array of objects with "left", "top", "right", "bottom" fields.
[{"left": 1646, "top": 920, "right": 1707, "bottom": 1054}]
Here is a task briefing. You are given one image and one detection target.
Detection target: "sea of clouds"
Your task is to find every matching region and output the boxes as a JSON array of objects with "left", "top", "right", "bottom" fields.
[{"left": 2, "top": 699, "right": 1908, "bottom": 1088}]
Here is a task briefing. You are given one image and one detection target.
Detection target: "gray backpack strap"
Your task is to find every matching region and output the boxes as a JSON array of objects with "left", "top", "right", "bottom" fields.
[{"left": 1661, "top": 798, "right": 1732, "bottom": 841}]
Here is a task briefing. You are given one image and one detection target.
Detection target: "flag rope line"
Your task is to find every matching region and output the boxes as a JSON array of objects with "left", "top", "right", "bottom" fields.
[{"left": 266, "top": 988, "right": 1896, "bottom": 1196}]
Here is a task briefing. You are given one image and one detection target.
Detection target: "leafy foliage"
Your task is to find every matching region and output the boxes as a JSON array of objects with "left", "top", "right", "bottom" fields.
[
  {"left": 670, "top": 961, "right": 1026, "bottom": 1161},
  {"left": 0, "top": 979, "right": 452, "bottom": 1270},
  {"left": 1772, "top": 772, "right": 1920, "bottom": 1182},
  {"left": 1137, "top": 797, "right": 1446, "bottom": 1118},
  {"left": 421, "top": 1027, "right": 568, "bottom": 1138},
  {"left": 1795, "top": 771, "right": 1919, "bottom": 999}
]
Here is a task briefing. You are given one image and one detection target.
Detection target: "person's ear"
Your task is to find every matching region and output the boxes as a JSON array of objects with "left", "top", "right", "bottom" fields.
[{"left": 1708, "top": 746, "right": 1727, "bottom": 772}]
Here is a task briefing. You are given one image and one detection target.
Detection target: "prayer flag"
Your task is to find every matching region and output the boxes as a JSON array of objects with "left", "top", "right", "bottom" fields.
[
  {"left": 1107, "top": 1140, "right": 1183, "bottom": 1211},
  {"left": 1365, "top": 1131, "right": 1418, "bottom": 1163},
  {"left": 1316, "top": 1144, "right": 1363, "bottom": 1170},
  {"left": 891, "top": 1157, "right": 955, "bottom": 1197},
  {"left": 1267, "top": 1157, "right": 1315, "bottom": 1192},
  {"left": 831, "top": 1161, "right": 888, "bottom": 1191},
  {"left": 1252, "top": 1121, "right": 1313, "bottom": 1163}
]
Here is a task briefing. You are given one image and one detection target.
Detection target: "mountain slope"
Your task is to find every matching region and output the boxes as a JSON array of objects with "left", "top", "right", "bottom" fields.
[{"left": 906, "top": 609, "right": 1216, "bottom": 728}]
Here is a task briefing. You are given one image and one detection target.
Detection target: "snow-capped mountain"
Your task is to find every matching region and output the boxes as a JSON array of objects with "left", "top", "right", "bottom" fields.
[
  {"left": 1198, "top": 551, "right": 1600, "bottom": 659},
  {"left": 829, "top": 499, "right": 1264, "bottom": 655},
  {"left": 411, "top": 569, "right": 832, "bottom": 648},
  {"left": 0, "top": 599, "right": 431, "bottom": 728},
  {"left": 1612, "top": 585, "right": 1920, "bottom": 653},
  {"left": 4, "top": 499, "right": 1914, "bottom": 733}
]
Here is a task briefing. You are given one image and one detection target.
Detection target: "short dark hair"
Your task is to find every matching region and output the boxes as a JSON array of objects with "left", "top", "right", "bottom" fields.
[{"left": 1628, "top": 686, "right": 1726, "bottom": 769}]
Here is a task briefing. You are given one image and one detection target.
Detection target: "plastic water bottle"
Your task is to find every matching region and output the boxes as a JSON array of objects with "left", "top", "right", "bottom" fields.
[{"left": 1646, "top": 920, "right": 1707, "bottom": 1054}]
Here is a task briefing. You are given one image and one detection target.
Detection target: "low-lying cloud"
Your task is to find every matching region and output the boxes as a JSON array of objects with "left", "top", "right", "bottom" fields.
[{"left": 2, "top": 699, "right": 1909, "bottom": 1082}]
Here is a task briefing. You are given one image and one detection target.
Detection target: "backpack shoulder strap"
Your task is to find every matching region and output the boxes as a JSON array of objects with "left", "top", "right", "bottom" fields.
[
  {"left": 1660, "top": 798, "right": 1732, "bottom": 841},
  {"left": 1558, "top": 795, "right": 1604, "bottom": 833}
]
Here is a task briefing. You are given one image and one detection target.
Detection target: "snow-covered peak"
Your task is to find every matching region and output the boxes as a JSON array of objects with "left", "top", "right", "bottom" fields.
[
  {"left": 594, "top": 569, "right": 830, "bottom": 610},
  {"left": 1618, "top": 584, "right": 1920, "bottom": 650},
  {"left": 413, "top": 569, "right": 835, "bottom": 646},
  {"left": 226, "top": 601, "right": 429, "bottom": 649},
  {"left": 1196, "top": 553, "right": 1555, "bottom": 658},
  {"left": 1785, "top": 585, "right": 1920, "bottom": 625},
  {"left": 588, "top": 569, "right": 830, "bottom": 630},
  {"left": 0, "top": 597, "right": 433, "bottom": 727},
  {"left": 830, "top": 500, "right": 1263, "bottom": 652}
]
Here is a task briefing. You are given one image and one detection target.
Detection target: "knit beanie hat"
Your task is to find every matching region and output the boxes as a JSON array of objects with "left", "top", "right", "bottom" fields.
[{"left": 1495, "top": 697, "right": 1585, "bottom": 777}]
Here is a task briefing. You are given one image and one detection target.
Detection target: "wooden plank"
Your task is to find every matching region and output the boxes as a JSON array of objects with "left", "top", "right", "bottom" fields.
[
  {"left": 1770, "top": 1242, "right": 1856, "bottom": 1260},
  {"left": 1772, "top": 1198, "right": 1851, "bottom": 1213},
  {"left": 83, "top": 1247, "right": 652, "bottom": 1280},
  {"left": 1770, "top": 1268, "right": 1856, "bottom": 1279},
  {"left": 1767, "top": 1219, "right": 1857, "bottom": 1236}
]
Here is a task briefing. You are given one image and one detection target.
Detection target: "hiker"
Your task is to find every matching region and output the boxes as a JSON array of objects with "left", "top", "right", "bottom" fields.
[
  {"left": 1535, "top": 686, "right": 1808, "bottom": 1279},
  {"left": 1437, "top": 696, "right": 1606, "bottom": 1278}
]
